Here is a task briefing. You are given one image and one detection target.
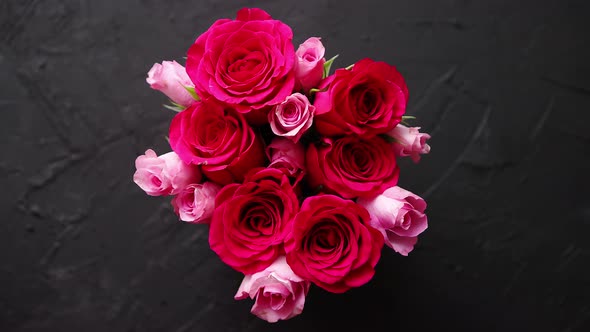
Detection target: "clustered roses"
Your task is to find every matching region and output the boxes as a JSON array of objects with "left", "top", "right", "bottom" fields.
[{"left": 134, "top": 7, "right": 431, "bottom": 323}]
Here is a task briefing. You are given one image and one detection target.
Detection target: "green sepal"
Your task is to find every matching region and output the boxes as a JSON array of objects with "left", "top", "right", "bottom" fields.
[
  {"left": 345, "top": 63, "right": 354, "bottom": 70},
  {"left": 401, "top": 115, "right": 416, "bottom": 126},
  {"left": 163, "top": 103, "right": 184, "bottom": 112},
  {"left": 184, "top": 86, "right": 200, "bottom": 101},
  {"left": 322, "top": 54, "right": 339, "bottom": 78}
]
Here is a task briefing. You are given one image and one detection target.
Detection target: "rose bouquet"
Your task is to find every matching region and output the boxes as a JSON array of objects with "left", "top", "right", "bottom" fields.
[{"left": 134, "top": 7, "right": 431, "bottom": 323}]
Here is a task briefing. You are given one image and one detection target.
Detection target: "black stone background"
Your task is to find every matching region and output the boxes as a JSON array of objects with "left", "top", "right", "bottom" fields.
[{"left": 1, "top": 0, "right": 589, "bottom": 331}]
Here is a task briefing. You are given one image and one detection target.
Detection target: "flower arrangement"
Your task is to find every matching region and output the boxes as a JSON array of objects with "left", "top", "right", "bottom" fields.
[{"left": 134, "top": 7, "right": 431, "bottom": 323}]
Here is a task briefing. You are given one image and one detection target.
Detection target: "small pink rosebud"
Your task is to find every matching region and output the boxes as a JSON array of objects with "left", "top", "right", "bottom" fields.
[
  {"left": 357, "top": 186, "right": 428, "bottom": 256},
  {"left": 171, "top": 182, "right": 221, "bottom": 224},
  {"left": 133, "top": 149, "right": 201, "bottom": 196},
  {"left": 388, "top": 124, "right": 431, "bottom": 163},
  {"left": 146, "top": 60, "right": 195, "bottom": 107},
  {"left": 266, "top": 138, "right": 306, "bottom": 185},
  {"left": 269, "top": 93, "right": 315, "bottom": 143},
  {"left": 235, "top": 256, "right": 311, "bottom": 323},
  {"left": 295, "top": 37, "right": 326, "bottom": 92}
]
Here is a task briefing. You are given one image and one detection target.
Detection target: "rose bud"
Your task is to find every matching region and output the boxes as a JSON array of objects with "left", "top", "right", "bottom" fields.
[
  {"left": 295, "top": 37, "right": 326, "bottom": 92},
  {"left": 266, "top": 137, "right": 306, "bottom": 185},
  {"left": 133, "top": 149, "right": 201, "bottom": 196},
  {"left": 146, "top": 60, "right": 195, "bottom": 107},
  {"left": 269, "top": 93, "right": 315, "bottom": 143},
  {"left": 235, "top": 256, "right": 310, "bottom": 323},
  {"left": 357, "top": 186, "right": 428, "bottom": 256},
  {"left": 171, "top": 182, "right": 221, "bottom": 224},
  {"left": 387, "top": 124, "right": 431, "bottom": 163}
]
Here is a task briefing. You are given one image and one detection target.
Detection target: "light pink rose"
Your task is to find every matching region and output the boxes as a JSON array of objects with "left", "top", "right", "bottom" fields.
[
  {"left": 295, "top": 37, "right": 326, "bottom": 91},
  {"left": 146, "top": 60, "right": 195, "bottom": 107},
  {"left": 266, "top": 138, "right": 306, "bottom": 185},
  {"left": 388, "top": 124, "right": 431, "bottom": 163},
  {"left": 133, "top": 149, "right": 201, "bottom": 196},
  {"left": 268, "top": 93, "right": 315, "bottom": 142},
  {"left": 357, "top": 186, "right": 428, "bottom": 256},
  {"left": 235, "top": 256, "right": 310, "bottom": 323},
  {"left": 171, "top": 182, "right": 221, "bottom": 224}
]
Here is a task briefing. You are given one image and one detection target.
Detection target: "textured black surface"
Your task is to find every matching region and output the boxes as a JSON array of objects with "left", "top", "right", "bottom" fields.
[{"left": 1, "top": 0, "right": 589, "bottom": 331}]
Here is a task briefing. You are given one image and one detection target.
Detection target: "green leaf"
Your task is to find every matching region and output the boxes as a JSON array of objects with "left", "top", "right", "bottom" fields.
[
  {"left": 344, "top": 63, "right": 354, "bottom": 70},
  {"left": 183, "top": 85, "right": 200, "bottom": 101},
  {"left": 322, "top": 54, "right": 339, "bottom": 78},
  {"left": 163, "top": 103, "right": 184, "bottom": 112}
]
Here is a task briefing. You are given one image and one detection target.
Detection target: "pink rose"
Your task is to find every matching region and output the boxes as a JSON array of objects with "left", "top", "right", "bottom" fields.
[
  {"left": 357, "top": 186, "right": 428, "bottom": 256},
  {"left": 266, "top": 138, "right": 306, "bottom": 185},
  {"left": 388, "top": 124, "right": 431, "bottom": 163},
  {"left": 133, "top": 149, "right": 201, "bottom": 196},
  {"left": 269, "top": 93, "right": 315, "bottom": 143},
  {"left": 285, "top": 195, "right": 383, "bottom": 293},
  {"left": 314, "top": 58, "right": 408, "bottom": 137},
  {"left": 209, "top": 168, "right": 299, "bottom": 274},
  {"left": 168, "top": 98, "right": 266, "bottom": 185},
  {"left": 306, "top": 135, "right": 399, "bottom": 199},
  {"left": 235, "top": 256, "right": 310, "bottom": 323},
  {"left": 171, "top": 182, "right": 221, "bottom": 224},
  {"left": 186, "top": 8, "right": 295, "bottom": 123},
  {"left": 294, "top": 37, "right": 326, "bottom": 92},
  {"left": 146, "top": 60, "right": 195, "bottom": 107}
]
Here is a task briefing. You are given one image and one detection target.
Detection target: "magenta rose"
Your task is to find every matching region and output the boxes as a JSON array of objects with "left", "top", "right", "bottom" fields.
[
  {"left": 186, "top": 7, "right": 295, "bottom": 123},
  {"left": 268, "top": 93, "right": 315, "bottom": 143},
  {"left": 294, "top": 37, "right": 326, "bottom": 92},
  {"left": 357, "top": 186, "right": 428, "bottom": 256},
  {"left": 235, "top": 256, "right": 310, "bottom": 323},
  {"left": 306, "top": 135, "right": 399, "bottom": 199},
  {"left": 168, "top": 98, "right": 266, "bottom": 185},
  {"left": 209, "top": 168, "right": 299, "bottom": 274},
  {"left": 285, "top": 195, "right": 383, "bottom": 293},
  {"left": 146, "top": 60, "right": 196, "bottom": 107},
  {"left": 314, "top": 58, "right": 408, "bottom": 137},
  {"left": 266, "top": 138, "right": 306, "bottom": 185},
  {"left": 171, "top": 182, "right": 221, "bottom": 224},
  {"left": 388, "top": 124, "right": 431, "bottom": 163},
  {"left": 133, "top": 149, "right": 201, "bottom": 196}
]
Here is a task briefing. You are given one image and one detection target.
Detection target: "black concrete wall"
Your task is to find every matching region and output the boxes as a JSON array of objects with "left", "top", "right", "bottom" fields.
[{"left": 1, "top": 0, "right": 589, "bottom": 331}]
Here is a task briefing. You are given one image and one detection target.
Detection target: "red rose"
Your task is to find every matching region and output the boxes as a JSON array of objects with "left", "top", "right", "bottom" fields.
[
  {"left": 186, "top": 8, "right": 295, "bottom": 124},
  {"left": 313, "top": 58, "right": 408, "bottom": 137},
  {"left": 168, "top": 98, "right": 265, "bottom": 185},
  {"left": 209, "top": 168, "right": 299, "bottom": 274},
  {"left": 285, "top": 195, "right": 383, "bottom": 293},
  {"left": 306, "top": 135, "right": 399, "bottom": 199}
]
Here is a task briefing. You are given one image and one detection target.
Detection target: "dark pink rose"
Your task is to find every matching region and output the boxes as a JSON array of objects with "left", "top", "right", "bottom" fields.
[
  {"left": 209, "top": 168, "right": 299, "bottom": 274},
  {"left": 171, "top": 182, "right": 221, "bottom": 224},
  {"left": 285, "top": 195, "right": 383, "bottom": 293},
  {"left": 133, "top": 149, "right": 201, "bottom": 196},
  {"left": 186, "top": 8, "right": 295, "bottom": 124},
  {"left": 314, "top": 58, "right": 408, "bottom": 137},
  {"left": 235, "top": 256, "right": 310, "bottom": 323},
  {"left": 266, "top": 138, "right": 306, "bottom": 186},
  {"left": 294, "top": 37, "right": 325, "bottom": 92},
  {"left": 269, "top": 93, "right": 315, "bottom": 143},
  {"left": 168, "top": 98, "right": 266, "bottom": 185},
  {"left": 146, "top": 60, "right": 196, "bottom": 107},
  {"left": 388, "top": 124, "right": 431, "bottom": 163},
  {"left": 306, "top": 135, "right": 399, "bottom": 199},
  {"left": 357, "top": 186, "right": 428, "bottom": 256}
]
